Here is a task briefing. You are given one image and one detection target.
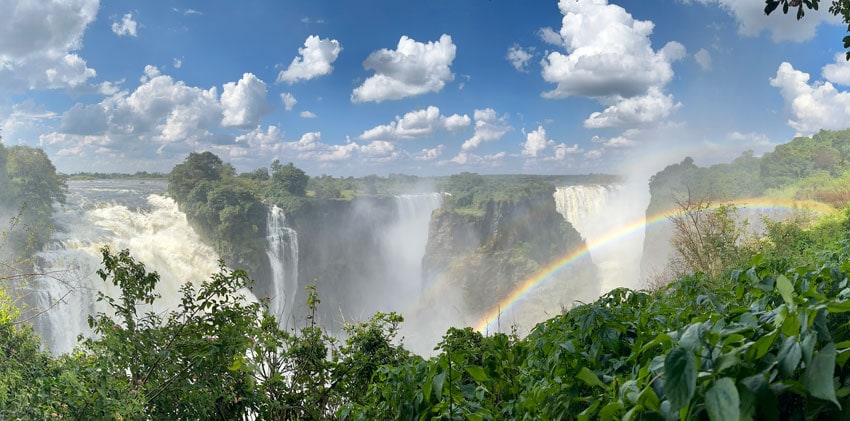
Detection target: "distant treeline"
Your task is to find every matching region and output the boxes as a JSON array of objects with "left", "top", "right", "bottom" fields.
[
  {"left": 65, "top": 171, "right": 168, "bottom": 180},
  {"left": 649, "top": 128, "right": 850, "bottom": 212}
]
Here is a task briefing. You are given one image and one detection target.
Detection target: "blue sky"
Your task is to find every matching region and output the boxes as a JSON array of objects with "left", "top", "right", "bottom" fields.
[{"left": 1, "top": 0, "right": 849, "bottom": 176}]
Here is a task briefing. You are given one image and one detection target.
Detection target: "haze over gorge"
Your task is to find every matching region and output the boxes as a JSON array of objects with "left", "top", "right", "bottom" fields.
[
  {"left": 25, "top": 169, "right": 629, "bottom": 355},
  {"left": 8, "top": 0, "right": 850, "bottom": 417}
]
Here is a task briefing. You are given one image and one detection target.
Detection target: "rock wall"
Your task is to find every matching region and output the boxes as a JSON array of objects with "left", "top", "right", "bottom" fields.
[{"left": 422, "top": 191, "right": 599, "bottom": 330}]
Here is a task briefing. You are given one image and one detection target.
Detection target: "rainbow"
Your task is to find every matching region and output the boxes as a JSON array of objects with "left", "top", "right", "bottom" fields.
[{"left": 472, "top": 197, "right": 834, "bottom": 333}]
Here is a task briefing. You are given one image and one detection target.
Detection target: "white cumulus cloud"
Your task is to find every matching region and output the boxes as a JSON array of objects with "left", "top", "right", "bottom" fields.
[
  {"left": 539, "top": 0, "right": 685, "bottom": 129},
  {"left": 823, "top": 53, "right": 850, "bottom": 86},
  {"left": 358, "top": 106, "right": 470, "bottom": 141},
  {"left": 461, "top": 108, "right": 511, "bottom": 152},
  {"left": 414, "top": 145, "right": 445, "bottom": 161},
  {"left": 553, "top": 142, "right": 582, "bottom": 160},
  {"left": 522, "top": 126, "right": 554, "bottom": 157},
  {"left": 221, "top": 73, "right": 269, "bottom": 128},
  {"left": 770, "top": 61, "right": 850, "bottom": 135},
  {"left": 507, "top": 44, "right": 534, "bottom": 72},
  {"left": 0, "top": 0, "right": 100, "bottom": 91},
  {"left": 584, "top": 87, "right": 681, "bottom": 129},
  {"left": 111, "top": 13, "right": 138, "bottom": 37},
  {"left": 351, "top": 34, "right": 456, "bottom": 103},
  {"left": 540, "top": 0, "right": 685, "bottom": 99},
  {"left": 300, "top": 110, "right": 317, "bottom": 119},
  {"left": 281, "top": 92, "right": 297, "bottom": 111},
  {"left": 277, "top": 35, "right": 342, "bottom": 84},
  {"left": 52, "top": 66, "right": 225, "bottom": 162}
]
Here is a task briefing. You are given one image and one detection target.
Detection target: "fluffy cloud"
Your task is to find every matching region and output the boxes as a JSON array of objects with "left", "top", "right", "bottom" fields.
[
  {"left": 522, "top": 126, "right": 554, "bottom": 157},
  {"left": 0, "top": 0, "right": 100, "bottom": 91},
  {"left": 358, "top": 106, "right": 470, "bottom": 141},
  {"left": 823, "top": 53, "right": 850, "bottom": 86},
  {"left": 770, "top": 61, "right": 850, "bottom": 135},
  {"left": 221, "top": 73, "right": 269, "bottom": 128},
  {"left": 506, "top": 45, "right": 534, "bottom": 72},
  {"left": 584, "top": 149, "right": 604, "bottom": 160},
  {"left": 445, "top": 151, "right": 507, "bottom": 167},
  {"left": 694, "top": 48, "right": 712, "bottom": 71},
  {"left": 234, "top": 125, "right": 283, "bottom": 147},
  {"left": 50, "top": 66, "right": 252, "bottom": 161},
  {"left": 281, "top": 92, "right": 297, "bottom": 111},
  {"left": 521, "top": 126, "right": 582, "bottom": 160},
  {"left": 351, "top": 34, "right": 456, "bottom": 103},
  {"left": 111, "top": 13, "right": 138, "bottom": 37},
  {"left": 553, "top": 142, "right": 582, "bottom": 160},
  {"left": 414, "top": 145, "right": 445, "bottom": 161},
  {"left": 539, "top": 0, "right": 684, "bottom": 129},
  {"left": 461, "top": 108, "right": 511, "bottom": 152},
  {"left": 592, "top": 134, "right": 635, "bottom": 149},
  {"left": 584, "top": 87, "right": 681, "bottom": 129},
  {"left": 300, "top": 110, "right": 317, "bottom": 119},
  {"left": 277, "top": 35, "right": 342, "bottom": 84},
  {"left": 540, "top": 0, "right": 685, "bottom": 99},
  {"left": 690, "top": 0, "right": 839, "bottom": 42}
]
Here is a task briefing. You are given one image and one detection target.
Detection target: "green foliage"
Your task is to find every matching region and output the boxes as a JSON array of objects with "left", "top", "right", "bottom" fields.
[
  {"left": 168, "top": 151, "right": 235, "bottom": 203},
  {"left": 649, "top": 129, "right": 850, "bottom": 215},
  {"left": 268, "top": 160, "right": 309, "bottom": 199},
  {"left": 169, "top": 152, "right": 267, "bottom": 273},
  {"left": 0, "top": 143, "right": 66, "bottom": 263},
  {"left": 765, "top": 0, "right": 850, "bottom": 59}
]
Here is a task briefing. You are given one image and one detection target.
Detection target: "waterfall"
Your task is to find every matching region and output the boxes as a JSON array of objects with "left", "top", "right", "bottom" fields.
[
  {"left": 265, "top": 206, "right": 299, "bottom": 327},
  {"left": 384, "top": 193, "right": 442, "bottom": 292},
  {"left": 553, "top": 185, "right": 645, "bottom": 292},
  {"left": 28, "top": 180, "right": 257, "bottom": 355},
  {"left": 553, "top": 185, "right": 613, "bottom": 235}
]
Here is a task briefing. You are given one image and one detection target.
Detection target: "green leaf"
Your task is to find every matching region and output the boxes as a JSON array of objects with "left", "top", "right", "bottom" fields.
[
  {"left": 802, "top": 342, "right": 840, "bottom": 408},
  {"left": 433, "top": 371, "right": 447, "bottom": 401},
  {"left": 777, "top": 275, "right": 794, "bottom": 305},
  {"left": 422, "top": 374, "right": 433, "bottom": 402},
  {"left": 465, "top": 366, "right": 488, "bottom": 383},
  {"left": 705, "top": 377, "right": 740, "bottom": 421},
  {"left": 754, "top": 330, "right": 778, "bottom": 359},
  {"left": 827, "top": 300, "right": 850, "bottom": 313},
  {"left": 599, "top": 402, "right": 624, "bottom": 421},
  {"left": 577, "top": 366, "right": 607, "bottom": 389},
  {"left": 777, "top": 336, "right": 802, "bottom": 377},
  {"left": 680, "top": 323, "right": 703, "bottom": 352},
  {"left": 664, "top": 347, "right": 696, "bottom": 412}
]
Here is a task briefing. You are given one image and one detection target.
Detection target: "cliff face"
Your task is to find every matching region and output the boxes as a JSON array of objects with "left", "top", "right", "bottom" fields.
[
  {"left": 285, "top": 197, "right": 397, "bottom": 324},
  {"left": 422, "top": 192, "right": 599, "bottom": 330}
]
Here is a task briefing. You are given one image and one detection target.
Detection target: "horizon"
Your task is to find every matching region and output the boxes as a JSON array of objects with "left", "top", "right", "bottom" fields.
[{"left": 2, "top": 0, "right": 848, "bottom": 177}]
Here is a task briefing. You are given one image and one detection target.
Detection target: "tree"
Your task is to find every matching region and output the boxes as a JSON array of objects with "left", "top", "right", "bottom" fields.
[
  {"left": 269, "top": 160, "right": 309, "bottom": 197},
  {"left": 666, "top": 192, "right": 750, "bottom": 280},
  {"left": 765, "top": 0, "right": 850, "bottom": 59},
  {"left": 167, "top": 151, "right": 234, "bottom": 203}
]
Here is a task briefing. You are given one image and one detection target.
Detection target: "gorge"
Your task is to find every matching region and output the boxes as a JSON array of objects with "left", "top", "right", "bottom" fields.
[{"left": 27, "top": 178, "right": 636, "bottom": 355}]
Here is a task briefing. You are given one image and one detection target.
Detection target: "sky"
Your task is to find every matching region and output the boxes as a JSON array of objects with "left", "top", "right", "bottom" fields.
[{"left": 1, "top": 0, "right": 849, "bottom": 177}]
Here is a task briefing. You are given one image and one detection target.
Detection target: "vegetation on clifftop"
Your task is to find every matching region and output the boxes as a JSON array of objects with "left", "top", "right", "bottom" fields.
[{"left": 0, "top": 140, "right": 66, "bottom": 266}]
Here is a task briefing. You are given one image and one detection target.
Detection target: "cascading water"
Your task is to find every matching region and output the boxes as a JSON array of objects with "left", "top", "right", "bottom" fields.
[
  {"left": 28, "top": 180, "right": 256, "bottom": 355},
  {"left": 553, "top": 184, "right": 646, "bottom": 292},
  {"left": 265, "top": 206, "right": 299, "bottom": 328},
  {"left": 383, "top": 193, "right": 443, "bottom": 292},
  {"left": 379, "top": 193, "right": 451, "bottom": 354},
  {"left": 553, "top": 185, "right": 613, "bottom": 235}
]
